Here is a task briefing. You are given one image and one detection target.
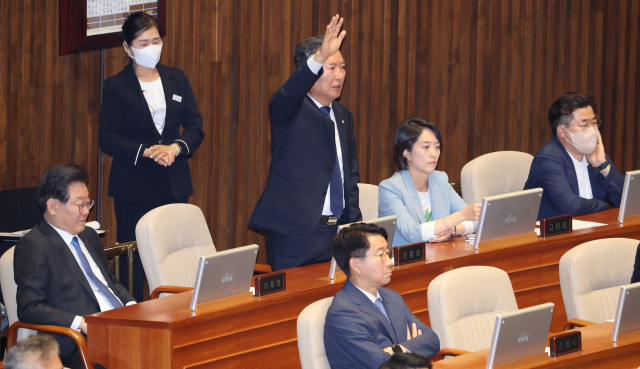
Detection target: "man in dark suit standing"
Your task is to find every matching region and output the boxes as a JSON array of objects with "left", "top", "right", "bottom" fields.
[
  {"left": 524, "top": 93, "right": 624, "bottom": 219},
  {"left": 324, "top": 223, "right": 440, "bottom": 369},
  {"left": 249, "top": 15, "right": 362, "bottom": 271},
  {"left": 14, "top": 164, "right": 135, "bottom": 369}
]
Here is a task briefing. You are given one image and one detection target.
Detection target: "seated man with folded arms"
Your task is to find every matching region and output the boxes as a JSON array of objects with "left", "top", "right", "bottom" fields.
[
  {"left": 14, "top": 164, "right": 135, "bottom": 369},
  {"left": 524, "top": 93, "right": 624, "bottom": 219},
  {"left": 4, "top": 334, "right": 63, "bottom": 369},
  {"left": 324, "top": 223, "right": 439, "bottom": 369}
]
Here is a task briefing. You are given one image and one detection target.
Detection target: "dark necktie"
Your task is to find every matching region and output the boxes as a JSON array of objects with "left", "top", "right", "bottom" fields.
[
  {"left": 70, "top": 237, "right": 123, "bottom": 308},
  {"left": 320, "top": 106, "right": 344, "bottom": 218}
]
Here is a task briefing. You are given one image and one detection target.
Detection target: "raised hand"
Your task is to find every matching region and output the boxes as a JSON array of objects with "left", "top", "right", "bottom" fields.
[
  {"left": 314, "top": 14, "right": 346, "bottom": 64},
  {"left": 586, "top": 129, "right": 606, "bottom": 168}
]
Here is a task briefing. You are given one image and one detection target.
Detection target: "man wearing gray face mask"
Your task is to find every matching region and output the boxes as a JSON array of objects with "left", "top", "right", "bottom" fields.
[{"left": 524, "top": 92, "right": 624, "bottom": 219}]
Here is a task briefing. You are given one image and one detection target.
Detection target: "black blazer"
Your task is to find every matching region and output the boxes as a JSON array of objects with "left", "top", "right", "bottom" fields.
[
  {"left": 248, "top": 63, "right": 362, "bottom": 238},
  {"left": 99, "top": 62, "right": 204, "bottom": 202},
  {"left": 524, "top": 136, "right": 624, "bottom": 219},
  {"left": 14, "top": 220, "right": 135, "bottom": 360}
]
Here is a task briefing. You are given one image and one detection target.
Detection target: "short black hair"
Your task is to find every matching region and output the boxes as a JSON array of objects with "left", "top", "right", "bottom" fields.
[
  {"left": 120, "top": 11, "right": 162, "bottom": 46},
  {"left": 379, "top": 353, "right": 432, "bottom": 369},
  {"left": 548, "top": 92, "right": 597, "bottom": 136},
  {"left": 331, "top": 223, "right": 388, "bottom": 278},
  {"left": 37, "top": 164, "right": 89, "bottom": 214},
  {"left": 294, "top": 35, "right": 324, "bottom": 69},
  {"left": 393, "top": 118, "right": 443, "bottom": 170}
]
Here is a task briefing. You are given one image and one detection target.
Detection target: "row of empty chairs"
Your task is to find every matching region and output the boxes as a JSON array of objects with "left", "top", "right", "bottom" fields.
[{"left": 296, "top": 238, "right": 638, "bottom": 368}]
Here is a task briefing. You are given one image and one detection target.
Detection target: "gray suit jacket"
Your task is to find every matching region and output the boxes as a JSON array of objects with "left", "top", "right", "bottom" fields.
[
  {"left": 378, "top": 170, "right": 475, "bottom": 246},
  {"left": 324, "top": 279, "right": 440, "bottom": 369}
]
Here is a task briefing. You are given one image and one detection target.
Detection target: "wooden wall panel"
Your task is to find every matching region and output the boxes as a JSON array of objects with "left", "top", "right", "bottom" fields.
[{"left": 1, "top": 1, "right": 640, "bottom": 265}]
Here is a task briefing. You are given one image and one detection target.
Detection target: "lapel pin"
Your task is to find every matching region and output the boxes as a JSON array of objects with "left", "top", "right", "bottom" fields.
[
  {"left": 341, "top": 119, "right": 344, "bottom": 124},
  {"left": 172, "top": 94, "right": 182, "bottom": 102}
]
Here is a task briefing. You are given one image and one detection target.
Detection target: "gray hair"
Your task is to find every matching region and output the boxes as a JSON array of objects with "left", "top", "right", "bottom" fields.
[
  {"left": 4, "top": 335, "right": 59, "bottom": 369},
  {"left": 294, "top": 35, "right": 324, "bottom": 68}
]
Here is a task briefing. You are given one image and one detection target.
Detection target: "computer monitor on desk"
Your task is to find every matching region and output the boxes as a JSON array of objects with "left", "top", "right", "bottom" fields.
[
  {"left": 473, "top": 188, "right": 543, "bottom": 250},
  {"left": 486, "top": 303, "right": 554, "bottom": 368},
  {"left": 328, "top": 215, "right": 397, "bottom": 280},
  {"left": 611, "top": 282, "right": 640, "bottom": 342},
  {"left": 617, "top": 170, "right": 640, "bottom": 224},
  {"left": 189, "top": 244, "right": 259, "bottom": 311}
]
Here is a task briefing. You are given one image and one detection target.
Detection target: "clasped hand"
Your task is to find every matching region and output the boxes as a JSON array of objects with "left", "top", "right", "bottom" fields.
[{"left": 149, "top": 144, "right": 177, "bottom": 167}]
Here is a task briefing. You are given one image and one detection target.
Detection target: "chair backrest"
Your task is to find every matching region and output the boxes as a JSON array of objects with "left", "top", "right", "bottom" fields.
[
  {"left": 297, "top": 297, "right": 333, "bottom": 369},
  {"left": 135, "top": 204, "right": 217, "bottom": 294},
  {"left": 427, "top": 266, "right": 518, "bottom": 352},
  {"left": 357, "top": 183, "right": 379, "bottom": 221},
  {"left": 460, "top": 151, "right": 534, "bottom": 204},
  {"left": 559, "top": 238, "right": 638, "bottom": 323},
  {"left": 0, "top": 247, "right": 37, "bottom": 341}
]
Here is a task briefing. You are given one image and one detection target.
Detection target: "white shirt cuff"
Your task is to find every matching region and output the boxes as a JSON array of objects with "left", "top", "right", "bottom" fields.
[
  {"left": 461, "top": 221, "right": 475, "bottom": 235},
  {"left": 420, "top": 221, "right": 436, "bottom": 242},
  {"left": 71, "top": 315, "right": 83, "bottom": 332},
  {"left": 126, "top": 301, "right": 137, "bottom": 306},
  {"left": 307, "top": 56, "right": 324, "bottom": 75}
]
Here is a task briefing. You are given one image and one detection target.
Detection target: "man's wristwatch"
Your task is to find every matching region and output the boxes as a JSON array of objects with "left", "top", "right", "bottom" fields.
[
  {"left": 452, "top": 226, "right": 457, "bottom": 237},
  {"left": 392, "top": 345, "right": 403, "bottom": 354},
  {"left": 594, "top": 158, "right": 611, "bottom": 172}
]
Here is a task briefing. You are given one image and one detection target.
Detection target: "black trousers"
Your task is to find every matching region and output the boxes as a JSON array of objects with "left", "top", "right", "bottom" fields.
[
  {"left": 265, "top": 214, "right": 347, "bottom": 271},
  {"left": 114, "top": 195, "right": 188, "bottom": 301}
]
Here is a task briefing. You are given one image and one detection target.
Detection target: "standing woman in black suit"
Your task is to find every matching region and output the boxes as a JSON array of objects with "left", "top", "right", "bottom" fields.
[{"left": 99, "top": 12, "right": 204, "bottom": 301}]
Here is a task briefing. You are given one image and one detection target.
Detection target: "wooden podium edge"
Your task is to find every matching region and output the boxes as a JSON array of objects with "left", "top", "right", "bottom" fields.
[
  {"left": 194, "top": 292, "right": 255, "bottom": 314},
  {"left": 492, "top": 352, "right": 549, "bottom": 369},
  {"left": 615, "top": 329, "right": 640, "bottom": 343}
]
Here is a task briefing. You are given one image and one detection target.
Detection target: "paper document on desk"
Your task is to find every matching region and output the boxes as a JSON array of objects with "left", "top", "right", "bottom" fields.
[
  {"left": 9, "top": 230, "right": 30, "bottom": 236},
  {"left": 571, "top": 219, "right": 607, "bottom": 230}
]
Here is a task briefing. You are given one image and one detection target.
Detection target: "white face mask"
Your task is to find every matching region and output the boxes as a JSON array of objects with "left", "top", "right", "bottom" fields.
[
  {"left": 562, "top": 125, "right": 598, "bottom": 154},
  {"left": 129, "top": 43, "right": 162, "bottom": 69}
]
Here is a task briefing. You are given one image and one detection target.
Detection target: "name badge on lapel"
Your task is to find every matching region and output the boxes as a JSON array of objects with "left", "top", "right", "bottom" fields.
[{"left": 173, "top": 94, "right": 182, "bottom": 102}]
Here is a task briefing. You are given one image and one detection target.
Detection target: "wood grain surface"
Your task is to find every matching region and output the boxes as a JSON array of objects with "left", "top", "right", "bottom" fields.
[
  {"left": 85, "top": 208, "right": 640, "bottom": 368},
  {"left": 1, "top": 1, "right": 640, "bottom": 262}
]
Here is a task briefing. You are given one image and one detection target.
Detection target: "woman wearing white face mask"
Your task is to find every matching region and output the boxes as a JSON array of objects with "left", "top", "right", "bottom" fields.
[
  {"left": 98, "top": 12, "right": 205, "bottom": 301},
  {"left": 524, "top": 92, "right": 624, "bottom": 220}
]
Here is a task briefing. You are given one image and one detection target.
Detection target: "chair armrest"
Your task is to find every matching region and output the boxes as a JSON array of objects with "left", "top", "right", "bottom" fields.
[
  {"left": 254, "top": 263, "right": 272, "bottom": 274},
  {"left": 563, "top": 318, "right": 596, "bottom": 331},
  {"left": 430, "top": 348, "right": 471, "bottom": 362},
  {"left": 6, "top": 321, "right": 95, "bottom": 369},
  {"left": 150, "top": 285, "right": 194, "bottom": 299}
]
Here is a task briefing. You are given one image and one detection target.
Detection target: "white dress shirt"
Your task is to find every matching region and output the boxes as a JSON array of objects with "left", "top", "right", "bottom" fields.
[
  {"left": 307, "top": 56, "right": 346, "bottom": 216},
  {"left": 565, "top": 149, "right": 594, "bottom": 199},
  {"left": 48, "top": 223, "right": 135, "bottom": 331}
]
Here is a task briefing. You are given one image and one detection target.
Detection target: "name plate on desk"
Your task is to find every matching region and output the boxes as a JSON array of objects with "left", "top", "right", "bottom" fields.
[
  {"left": 392, "top": 243, "right": 426, "bottom": 266},
  {"left": 540, "top": 214, "right": 572, "bottom": 237},
  {"left": 254, "top": 271, "right": 286, "bottom": 297},
  {"left": 549, "top": 330, "right": 582, "bottom": 357}
]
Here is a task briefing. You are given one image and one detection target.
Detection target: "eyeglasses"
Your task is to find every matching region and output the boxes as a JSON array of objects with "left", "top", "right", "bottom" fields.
[
  {"left": 363, "top": 250, "right": 392, "bottom": 262},
  {"left": 67, "top": 200, "right": 94, "bottom": 212},
  {"left": 567, "top": 119, "right": 602, "bottom": 131}
]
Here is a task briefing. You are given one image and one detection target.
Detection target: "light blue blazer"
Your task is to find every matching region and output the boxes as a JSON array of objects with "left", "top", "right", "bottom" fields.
[{"left": 378, "top": 170, "right": 476, "bottom": 246}]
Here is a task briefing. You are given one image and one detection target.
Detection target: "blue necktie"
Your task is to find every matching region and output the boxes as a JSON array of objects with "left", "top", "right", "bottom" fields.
[
  {"left": 375, "top": 297, "right": 399, "bottom": 342},
  {"left": 70, "top": 237, "right": 123, "bottom": 308},
  {"left": 320, "top": 106, "right": 344, "bottom": 218}
]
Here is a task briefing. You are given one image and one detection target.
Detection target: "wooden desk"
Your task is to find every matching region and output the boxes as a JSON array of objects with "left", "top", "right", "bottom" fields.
[
  {"left": 85, "top": 209, "right": 640, "bottom": 368},
  {"left": 432, "top": 323, "right": 640, "bottom": 368}
]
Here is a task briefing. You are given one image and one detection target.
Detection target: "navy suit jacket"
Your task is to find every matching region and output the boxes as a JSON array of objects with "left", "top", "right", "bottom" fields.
[
  {"left": 248, "top": 62, "right": 361, "bottom": 238},
  {"left": 524, "top": 136, "right": 624, "bottom": 220},
  {"left": 324, "top": 279, "right": 440, "bottom": 369},
  {"left": 99, "top": 62, "right": 204, "bottom": 202},
  {"left": 379, "top": 170, "right": 476, "bottom": 246},
  {"left": 14, "top": 220, "right": 135, "bottom": 363}
]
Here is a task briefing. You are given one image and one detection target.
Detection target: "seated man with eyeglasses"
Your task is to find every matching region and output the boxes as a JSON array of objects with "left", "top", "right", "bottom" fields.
[
  {"left": 14, "top": 164, "right": 135, "bottom": 369},
  {"left": 324, "top": 223, "right": 439, "bottom": 369},
  {"left": 524, "top": 92, "right": 625, "bottom": 219}
]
